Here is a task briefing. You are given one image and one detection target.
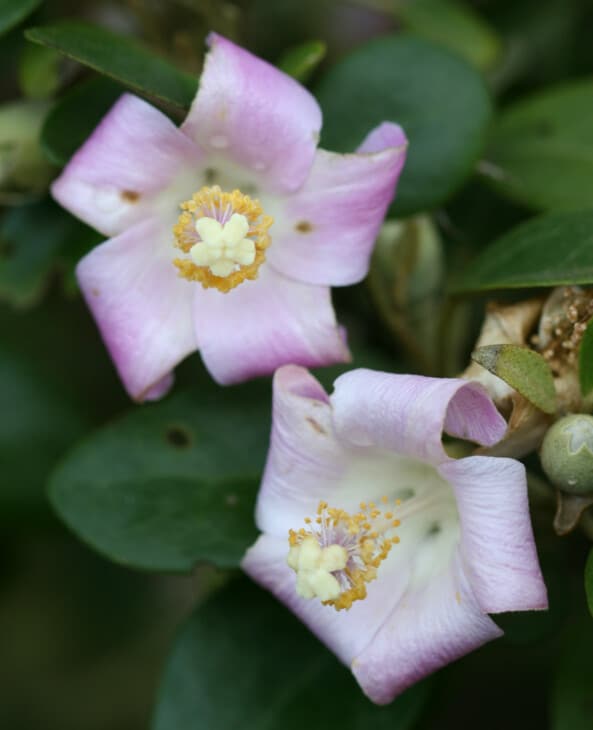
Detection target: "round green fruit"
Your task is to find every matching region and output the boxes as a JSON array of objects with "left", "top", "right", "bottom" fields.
[{"left": 540, "top": 414, "right": 593, "bottom": 495}]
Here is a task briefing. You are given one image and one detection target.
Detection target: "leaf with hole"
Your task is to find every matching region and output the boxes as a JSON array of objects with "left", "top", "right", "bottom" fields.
[
  {"left": 49, "top": 383, "right": 270, "bottom": 572},
  {"left": 471, "top": 344, "right": 556, "bottom": 414}
]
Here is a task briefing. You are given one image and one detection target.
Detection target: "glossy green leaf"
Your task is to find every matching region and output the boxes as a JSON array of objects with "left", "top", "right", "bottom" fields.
[
  {"left": 41, "top": 76, "right": 125, "bottom": 166},
  {"left": 586, "top": 549, "right": 593, "bottom": 619},
  {"left": 485, "top": 80, "right": 593, "bottom": 211},
  {"left": 316, "top": 35, "right": 492, "bottom": 217},
  {"left": 278, "top": 40, "right": 326, "bottom": 82},
  {"left": 25, "top": 21, "right": 197, "bottom": 114},
  {"left": 153, "top": 578, "right": 431, "bottom": 730},
  {"left": 472, "top": 344, "right": 556, "bottom": 414},
  {"left": 49, "top": 383, "right": 270, "bottom": 572},
  {"left": 579, "top": 319, "right": 593, "bottom": 398},
  {"left": 551, "top": 620, "right": 593, "bottom": 730},
  {"left": 0, "top": 199, "right": 100, "bottom": 308},
  {"left": 398, "top": 0, "right": 501, "bottom": 70},
  {"left": 0, "top": 0, "right": 40, "bottom": 36},
  {"left": 453, "top": 210, "right": 593, "bottom": 293}
]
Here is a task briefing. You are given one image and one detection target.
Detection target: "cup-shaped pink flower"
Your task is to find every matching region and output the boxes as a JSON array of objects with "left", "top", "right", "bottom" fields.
[
  {"left": 242, "top": 365, "right": 548, "bottom": 704},
  {"left": 51, "top": 33, "right": 407, "bottom": 401}
]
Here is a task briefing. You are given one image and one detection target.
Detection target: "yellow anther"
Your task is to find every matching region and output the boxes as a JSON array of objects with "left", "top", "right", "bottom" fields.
[{"left": 173, "top": 185, "right": 273, "bottom": 292}]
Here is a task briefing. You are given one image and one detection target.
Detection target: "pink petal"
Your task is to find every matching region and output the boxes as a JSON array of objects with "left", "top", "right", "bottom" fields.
[
  {"left": 52, "top": 94, "right": 203, "bottom": 237},
  {"left": 331, "top": 371, "right": 507, "bottom": 465},
  {"left": 192, "top": 265, "right": 350, "bottom": 385},
  {"left": 255, "top": 366, "right": 350, "bottom": 535},
  {"left": 267, "top": 123, "right": 407, "bottom": 286},
  {"left": 352, "top": 552, "right": 503, "bottom": 704},
  {"left": 439, "top": 456, "right": 548, "bottom": 614},
  {"left": 77, "top": 218, "right": 196, "bottom": 401},
  {"left": 242, "top": 532, "right": 411, "bottom": 665},
  {"left": 181, "top": 33, "right": 322, "bottom": 193}
]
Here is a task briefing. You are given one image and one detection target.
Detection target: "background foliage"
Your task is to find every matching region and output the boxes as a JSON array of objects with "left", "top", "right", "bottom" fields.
[{"left": 2, "top": 1, "right": 593, "bottom": 728}]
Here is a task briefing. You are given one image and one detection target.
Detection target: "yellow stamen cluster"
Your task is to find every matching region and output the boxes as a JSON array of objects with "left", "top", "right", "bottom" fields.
[
  {"left": 173, "top": 185, "right": 273, "bottom": 293},
  {"left": 287, "top": 497, "right": 401, "bottom": 611}
]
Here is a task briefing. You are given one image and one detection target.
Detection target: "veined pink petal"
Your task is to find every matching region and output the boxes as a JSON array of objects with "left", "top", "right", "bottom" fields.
[
  {"left": 352, "top": 552, "right": 503, "bottom": 704},
  {"left": 439, "top": 456, "right": 548, "bottom": 614},
  {"left": 331, "top": 370, "right": 507, "bottom": 464},
  {"left": 76, "top": 218, "right": 196, "bottom": 401},
  {"left": 267, "top": 123, "right": 407, "bottom": 286},
  {"left": 192, "top": 265, "right": 350, "bottom": 385},
  {"left": 255, "top": 366, "right": 350, "bottom": 535},
  {"left": 181, "top": 33, "right": 322, "bottom": 194},
  {"left": 52, "top": 94, "right": 203, "bottom": 237}
]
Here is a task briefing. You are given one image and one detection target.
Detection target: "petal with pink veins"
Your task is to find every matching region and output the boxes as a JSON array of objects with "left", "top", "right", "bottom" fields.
[
  {"left": 76, "top": 218, "right": 196, "bottom": 401},
  {"left": 192, "top": 265, "right": 350, "bottom": 385},
  {"left": 267, "top": 123, "right": 407, "bottom": 286},
  {"left": 439, "top": 456, "right": 548, "bottom": 614},
  {"left": 52, "top": 94, "right": 203, "bottom": 237},
  {"left": 181, "top": 33, "right": 322, "bottom": 194}
]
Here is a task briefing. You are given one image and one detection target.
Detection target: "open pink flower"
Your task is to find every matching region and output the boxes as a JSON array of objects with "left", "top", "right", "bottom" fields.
[
  {"left": 51, "top": 34, "right": 407, "bottom": 401},
  {"left": 242, "top": 365, "right": 547, "bottom": 704}
]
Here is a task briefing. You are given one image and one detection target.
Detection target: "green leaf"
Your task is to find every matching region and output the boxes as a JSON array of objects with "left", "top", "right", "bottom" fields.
[
  {"left": 153, "top": 578, "right": 431, "bottom": 730},
  {"left": 586, "top": 550, "right": 593, "bottom": 620},
  {"left": 0, "top": 199, "right": 100, "bottom": 308},
  {"left": 25, "top": 21, "right": 197, "bottom": 114},
  {"left": 398, "top": 0, "right": 501, "bottom": 71},
  {"left": 472, "top": 344, "right": 557, "bottom": 414},
  {"left": 453, "top": 210, "right": 593, "bottom": 293},
  {"left": 485, "top": 80, "right": 593, "bottom": 212},
  {"left": 316, "top": 35, "right": 492, "bottom": 217},
  {"left": 19, "top": 41, "right": 61, "bottom": 100},
  {"left": 41, "top": 76, "right": 125, "bottom": 166},
  {"left": 551, "top": 620, "right": 593, "bottom": 730},
  {"left": 49, "top": 383, "right": 270, "bottom": 572},
  {"left": 278, "top": 40, "right": 326, "bottom": 83},
  {"left": 0, "top": 346, "right": 89, "bottom": 513},
  {"left": 579, "top": 319, "right": 593, "bottom": 398},
  {"left": 0, "top": 0, "right": 41, "bottom": 36}
]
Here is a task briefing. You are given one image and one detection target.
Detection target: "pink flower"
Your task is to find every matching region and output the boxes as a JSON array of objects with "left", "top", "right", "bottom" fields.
[
  {"left": 242, "top": 365, "right": 548, "bottom": 704},
  {"left": 52, "top": 33, "right": 407, "bottom": 401}
]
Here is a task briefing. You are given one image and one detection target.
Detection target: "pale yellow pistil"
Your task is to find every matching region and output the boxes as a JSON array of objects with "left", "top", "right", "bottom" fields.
[
  {"left": 173, "top": 185, "right": 273, "bottom": 293},
  {"left": 287, "top": 498, "right": 401, "bottom": 611}
]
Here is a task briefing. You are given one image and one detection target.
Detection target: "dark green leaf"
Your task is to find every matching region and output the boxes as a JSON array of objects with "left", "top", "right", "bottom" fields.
[
  {"left": 0, "top": 347, "right": 89, "bottom": 513},
  {"left": 49, "top": 383, "right": 270, "bottom": 572},
  {"left": 0, "top": 199, "right": 100, "bottom": 308},
  {"left": 485, "top": 80, "right": 593, "bottom": 212},
  {"left": 41, "top": 76, "right": 125, "bottom": 166},
  {"left": 19, "top": 41, "right": 61, "bottom": 100},
  {"left": 453, "top": 210, "right": 593, "bottom": 293},
  {"left": 0, "top": 0, "right": 41, "bottom": 36},
  {"left": 25, "top": 21, "right": 197, "bottom": 113},
  {"left": 398, "top": 0, "right": 501, "bottom": 70},
  {"left": 551, "top": 620, "right": 593, "bottom": 730},
  {"left": 316, "top": 35, "right": 492, "bottom": 217},
  {"left": 586, "top": 549, "right": 593, "bottom": 619},
  {"left": 579, "top": 319, "right": 593, "bottom": 398},
  {"left": 472, "top": 344, "right": 556, "bottom": 414},
  {"left": 153, "top": 578, "right": 431, "bottom": 730},
  {"left": 278, "top": 40, "right": 326, "bottom": 83}
]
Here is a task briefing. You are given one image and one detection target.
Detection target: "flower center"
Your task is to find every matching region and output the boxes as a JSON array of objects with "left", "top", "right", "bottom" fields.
[
  {"left": 287, "top": 498, "right": 401, "bottom": 611},
  {"left": 173, "top": 185, "right": 273, "bottom": 293}
]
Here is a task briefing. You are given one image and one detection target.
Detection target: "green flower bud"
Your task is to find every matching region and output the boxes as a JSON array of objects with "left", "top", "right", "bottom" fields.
[{"left": 540, "top": 414, "right": 593, "bottom": 495}]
